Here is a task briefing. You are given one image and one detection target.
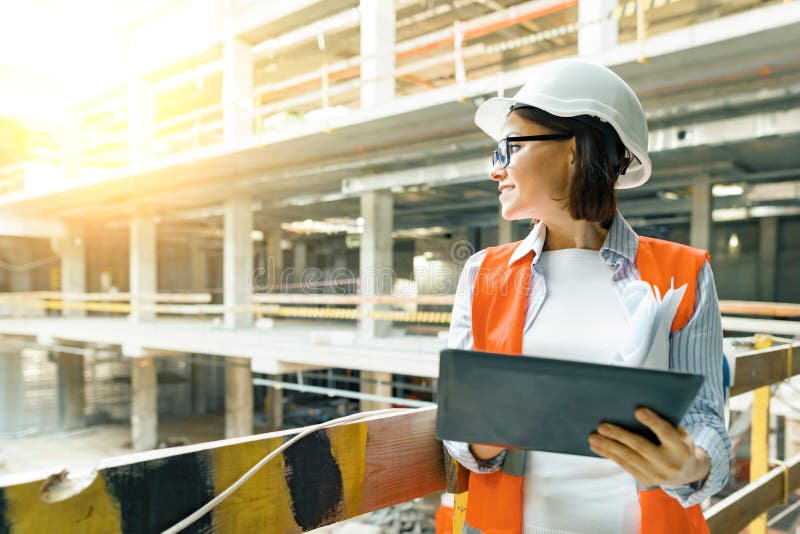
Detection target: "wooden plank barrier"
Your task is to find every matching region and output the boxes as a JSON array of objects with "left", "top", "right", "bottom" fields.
[
  {"left": 0, "top": 408, "right": 447, "bottom": 533},
  {"left": 1, "top": 341, "right": 799, "bottom": 533},
  {"left": 718, "top": 300, "right": 800, "bottom": 318}
]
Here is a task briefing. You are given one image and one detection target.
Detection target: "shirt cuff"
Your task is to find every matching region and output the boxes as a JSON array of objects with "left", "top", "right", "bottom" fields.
[
  {"left": 661, "top": 424, "right": 729, "bottom": 507},
  {"left": 443, "top": 440, "right": 506, "bottom": 474}
]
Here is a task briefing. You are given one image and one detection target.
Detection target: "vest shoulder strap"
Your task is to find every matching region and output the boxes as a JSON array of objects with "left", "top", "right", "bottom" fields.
[{"left": 472, "top": 241, "right": 529, "bottom": 355}]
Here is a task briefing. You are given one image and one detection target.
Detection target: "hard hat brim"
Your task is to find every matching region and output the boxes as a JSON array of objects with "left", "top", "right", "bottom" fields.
[{"left": 475, "top": 96, "right": 651, "bottom": 189}]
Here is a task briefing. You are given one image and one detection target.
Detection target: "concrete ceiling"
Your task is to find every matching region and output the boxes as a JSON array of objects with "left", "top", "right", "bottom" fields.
[{"left": 1, "top": 0, "right": 799, "bottom": 239}]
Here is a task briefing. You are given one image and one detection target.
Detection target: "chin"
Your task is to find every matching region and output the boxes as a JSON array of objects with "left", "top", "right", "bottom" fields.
[{"left": 500, "top": 204, "right": 524, "bottom": 221}]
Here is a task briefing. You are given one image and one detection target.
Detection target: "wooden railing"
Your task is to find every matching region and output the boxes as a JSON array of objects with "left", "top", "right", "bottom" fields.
[
  {"left": 2, "top": 295, "right": 798, "bottom": 330},
  {"left": 2, "top": 339, "right": 799, "bottom": 533}
]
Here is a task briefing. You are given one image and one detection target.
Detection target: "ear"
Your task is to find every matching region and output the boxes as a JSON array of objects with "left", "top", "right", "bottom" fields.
[{"left": 568, "top": 137, "right": 577, "bottom": 168}]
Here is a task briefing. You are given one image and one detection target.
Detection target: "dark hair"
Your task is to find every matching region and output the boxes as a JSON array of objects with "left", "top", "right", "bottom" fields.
[{"left": 511, "top": 106, "right": 627, "bottom": 229}]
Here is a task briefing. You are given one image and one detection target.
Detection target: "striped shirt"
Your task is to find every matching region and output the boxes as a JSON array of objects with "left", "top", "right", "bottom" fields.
[{"left": 444, "top": 210, "right": 730, "bottom": 507}]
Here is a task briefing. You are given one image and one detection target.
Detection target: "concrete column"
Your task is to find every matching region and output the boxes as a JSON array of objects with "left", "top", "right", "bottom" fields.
[
  {"left": 266, "top": 229, "right": 284, "bottom": 291},
  {"left": 130, "top": 214, "right": 157, "bottom": 322},
  {"left": 224, "top": 195, "right": 254, "bottom": 329},
  {"left": 690, "top": 175, "right": 711, "bottom": 251},
  {"left": 59, "top": 224, "right": 86, "bottom": 318},
  {"left": 222, "top": 34, "right": 254, "bottom": 144},
  {"left": 498, "top": 205, "right": 514, "bottom": 245},
  {"left": 0, "top": 348, "right": 24, "bottom": 433},
  {"left": 360, "top": 0, "right": 395, "bottom": 108},
  {"left": 61, "top": 109, "right": 82, "bottom": 181},
  {"left": 333, "top": 238, "right": 348, "bottom": 270},
  {"left": 131, "top": 356, "right": 158, "bottom": 451},
  {"left": 191, "top": 357, "right": 208, "bottom": 415},
  {"left": 359, "top": 190, "right": 394, "bottom": 339},
  {"left": 225, "top": 357, "right": 253, "bottom": 438},
  {"left": 360, "top": 371, "right": 393, "bottom": 412},
  {"left": 189, "top": 236, "right": 208, "bottom": 292},
  {"left": 57, "top": 351, "right": 85, "bottom": 429},
  {"left": 8, "top": 245, "right": 32, "bottom": 293},
  {"left": 759, "top": 217, "right": 778, "bottom": 301},
  {"left": 127, "top": 78, "right": 155, "bottom": 166},
  {"left": 293, "top": 241, "right": 307, "bottom": 283},
  {"left": 266, "top": 375, "right": 283, "bottom": 430},
  {"left": 578, "top": 0, "right": 618, "bottom": 57}
]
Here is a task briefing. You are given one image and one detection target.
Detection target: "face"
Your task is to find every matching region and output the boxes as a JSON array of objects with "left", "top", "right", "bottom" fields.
[{"left": 491, "top": 110, "right": 575, "bottom": 221}]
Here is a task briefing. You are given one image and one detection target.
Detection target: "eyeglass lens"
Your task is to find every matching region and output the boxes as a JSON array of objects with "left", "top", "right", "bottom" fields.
[{"left": 492, "top": 139, "right": 508, "bottom": 167}]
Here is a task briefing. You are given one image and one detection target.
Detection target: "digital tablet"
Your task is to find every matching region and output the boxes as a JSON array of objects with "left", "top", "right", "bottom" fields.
[{"left": 436, "top": 348, "right": 705, "bottom": 457}]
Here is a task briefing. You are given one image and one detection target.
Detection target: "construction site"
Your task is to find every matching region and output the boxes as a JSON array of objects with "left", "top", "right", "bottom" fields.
[{"left": 0, "top": 0, "right": 799, "bottom": 532}]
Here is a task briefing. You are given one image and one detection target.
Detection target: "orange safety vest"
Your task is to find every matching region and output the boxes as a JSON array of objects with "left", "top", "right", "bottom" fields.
[{"left": 462, "top": 235, "right": 711, "bottom": 534}]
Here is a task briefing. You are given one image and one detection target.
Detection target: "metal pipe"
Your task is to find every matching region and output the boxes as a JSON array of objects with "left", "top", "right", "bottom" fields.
[{"left": 301, "top": 371, "right": 436, "bottom": 394}]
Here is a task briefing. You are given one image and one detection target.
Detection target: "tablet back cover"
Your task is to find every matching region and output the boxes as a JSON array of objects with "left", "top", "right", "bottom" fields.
[{"left": 436, "top": 349, "right": 704, "bottom": 457}]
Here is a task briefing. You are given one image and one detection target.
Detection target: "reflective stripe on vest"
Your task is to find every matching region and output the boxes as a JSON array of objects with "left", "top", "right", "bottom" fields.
[{"left": 460, "top": 236, "right": 710, "bottom": 534}]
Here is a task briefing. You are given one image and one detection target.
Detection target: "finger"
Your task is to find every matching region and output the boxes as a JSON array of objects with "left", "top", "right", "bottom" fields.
[
  {"left": 589, "top": 434, "right": 651, "bottom": 474},
  {"left": 597, "top": 423, "right": 675, "bottom": 474},
  {"left": 590, "top": 438, "right": 656, "bottom": 486},
  {"left": 636, "top": 408, "right": 681, "bottom": 446},
  {"left": 597, "top": 423, "right": 658, "bottom": 457}
]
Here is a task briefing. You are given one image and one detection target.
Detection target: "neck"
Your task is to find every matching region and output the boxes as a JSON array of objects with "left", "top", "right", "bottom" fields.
[{"left": 542, "top": 214, "right": 608, "bottom": 251}]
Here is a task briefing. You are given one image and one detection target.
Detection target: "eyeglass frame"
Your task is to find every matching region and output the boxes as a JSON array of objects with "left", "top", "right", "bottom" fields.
[{"left": 492, "top": 133, "right": 574, "bottom": 169}]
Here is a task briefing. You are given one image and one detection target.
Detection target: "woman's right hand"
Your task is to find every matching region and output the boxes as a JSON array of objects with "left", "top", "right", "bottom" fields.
[{"left": 469, "top": 443, "right": 506, "bottom": 460}]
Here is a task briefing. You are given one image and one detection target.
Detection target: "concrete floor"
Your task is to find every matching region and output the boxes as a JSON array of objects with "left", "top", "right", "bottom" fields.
[
  {"left": 0, "top": 414, "right": 232, "bottom": 477},
  {"left": 0, "top": 317, "right": 446, "bottom": 378}
]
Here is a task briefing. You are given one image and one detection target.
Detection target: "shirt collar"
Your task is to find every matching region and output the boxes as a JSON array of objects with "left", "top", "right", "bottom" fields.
[
  {"left": 509, "top": 219, "right": 547, "bottom": 266},
  {"left": 601, "top": 210, "right": 638, "bottom": 264},
  {"left": 507, "top": 210, "right": 637, "bottom": 267}
]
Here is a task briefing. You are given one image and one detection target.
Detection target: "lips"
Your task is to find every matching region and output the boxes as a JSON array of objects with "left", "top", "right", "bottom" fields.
[{"left": 498, "top": 184, "right": 515, "bottom": 194}]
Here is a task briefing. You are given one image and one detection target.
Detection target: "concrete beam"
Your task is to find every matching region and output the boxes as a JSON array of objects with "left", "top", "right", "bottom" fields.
[
  {"left": 131, "top": 356, "right": 158, "bottom": 451},
  {"left": 342, "top": 157, "right": 490, "bottom": 195},
  {"left": 130, "top": 214, "right": 157, "bottom": 322},
  {"left": 0, "top": 215, "right": 63, "bottom": 239},
  {"left": 225, "top": 357, "right": 253, "bottom": 438},
  {"left": 224, "top": 195, "right": 254, "bottom": 329},
  {"left": 342, "top": 104, "right": 800, "bottom": 197}
]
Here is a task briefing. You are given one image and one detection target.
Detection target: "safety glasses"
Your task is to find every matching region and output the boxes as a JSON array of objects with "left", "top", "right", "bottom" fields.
[{"left": 492, "top": 134, "right": 573, "bottom": 168}]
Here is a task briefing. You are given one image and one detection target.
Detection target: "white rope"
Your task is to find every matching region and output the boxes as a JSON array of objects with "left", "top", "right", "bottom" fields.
[{"left": 160, "top": 407, "right": 417, "bottom": 534}]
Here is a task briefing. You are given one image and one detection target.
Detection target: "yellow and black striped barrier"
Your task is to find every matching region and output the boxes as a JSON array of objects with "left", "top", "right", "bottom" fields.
[{"left": 0, "top": 408, "right": 442, "bottom": 533}]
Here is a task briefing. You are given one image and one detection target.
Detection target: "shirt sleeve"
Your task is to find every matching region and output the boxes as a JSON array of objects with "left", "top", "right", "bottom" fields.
[
  {"left": 441, "top": 250, "right": 506, "bottom": 473},
  {"left": 662, "top": 260, "right": 731, "bottom": 506}
]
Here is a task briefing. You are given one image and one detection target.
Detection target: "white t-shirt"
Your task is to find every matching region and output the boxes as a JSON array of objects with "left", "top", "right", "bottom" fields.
[{"left": 522, "top": 248, "right": 640, "bottom": 534}]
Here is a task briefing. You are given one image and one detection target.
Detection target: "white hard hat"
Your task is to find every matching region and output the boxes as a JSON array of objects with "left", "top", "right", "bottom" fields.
[{"left": 475, "top": 58, "right": 651, "bottom": 189}]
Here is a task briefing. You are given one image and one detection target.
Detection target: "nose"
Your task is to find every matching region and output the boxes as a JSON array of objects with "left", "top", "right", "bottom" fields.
[{"left": 490, "top": 164, "right": 506, "bottom": 182}]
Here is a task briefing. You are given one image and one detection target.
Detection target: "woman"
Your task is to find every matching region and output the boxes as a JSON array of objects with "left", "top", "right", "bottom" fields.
[{"left": 443, "top": 59, "right": 729, "bottom": 534}]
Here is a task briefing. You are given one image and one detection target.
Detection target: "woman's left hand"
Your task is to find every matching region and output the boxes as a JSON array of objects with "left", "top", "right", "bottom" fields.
[{"left": 588, "top": 407, "right": 710, "bottom": 487}]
